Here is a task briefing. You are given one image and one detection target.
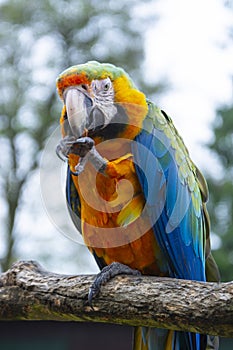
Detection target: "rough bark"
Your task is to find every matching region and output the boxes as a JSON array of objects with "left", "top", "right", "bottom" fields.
[{"left": 0, "top": 260, "right": 233, "bottom": 337}]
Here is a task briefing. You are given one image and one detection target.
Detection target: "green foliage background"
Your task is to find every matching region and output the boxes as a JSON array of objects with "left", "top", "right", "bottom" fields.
[{"left": 206, "top": 103, "right": 233, "bottom": 282}]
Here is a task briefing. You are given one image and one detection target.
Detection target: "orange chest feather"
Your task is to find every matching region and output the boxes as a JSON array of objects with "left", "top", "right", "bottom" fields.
[
  {"left": 68, "top": 140, "right": 164, "bottom": 275},
  {"left": 69, "top": 139, "right": 143, "bottom": 227}
]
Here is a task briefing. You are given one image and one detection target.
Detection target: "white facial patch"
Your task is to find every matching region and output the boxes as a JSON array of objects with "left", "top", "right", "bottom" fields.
[{"left": 91, "top": 78, "right": 117, "bottom": 126}]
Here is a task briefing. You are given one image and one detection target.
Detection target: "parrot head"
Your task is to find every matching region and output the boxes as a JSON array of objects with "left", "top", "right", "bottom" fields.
[{"left": 56, "top": 61, "right": 148, "bottom": 142}]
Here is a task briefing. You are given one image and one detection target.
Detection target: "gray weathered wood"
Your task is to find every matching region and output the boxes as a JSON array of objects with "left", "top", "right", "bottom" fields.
[{"left": 0, "top": 260, "right": 233, "bottom": 337}]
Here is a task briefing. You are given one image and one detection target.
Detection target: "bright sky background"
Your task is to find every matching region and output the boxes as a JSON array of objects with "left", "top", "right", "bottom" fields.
[{"left": 142, "top": 0, "right": 233, "bottom": 172}]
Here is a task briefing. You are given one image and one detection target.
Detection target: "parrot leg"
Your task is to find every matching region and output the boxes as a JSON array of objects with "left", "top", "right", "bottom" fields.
[
  {"left": 88, "top": 262, "right": 141, "bottom": 307},
  {"left": 56, "top": 136, "right": 107, "bottom": 175}
]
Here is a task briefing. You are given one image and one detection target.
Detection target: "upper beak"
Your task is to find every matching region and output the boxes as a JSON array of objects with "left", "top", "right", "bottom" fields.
[{"left": 64, "top": 87, "right": 93, "bottom": 138}]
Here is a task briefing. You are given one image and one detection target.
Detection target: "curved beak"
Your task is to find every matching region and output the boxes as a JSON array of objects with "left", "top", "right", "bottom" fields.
[{"left": 64, "top": 87, "right": 93, "bottom": 138}]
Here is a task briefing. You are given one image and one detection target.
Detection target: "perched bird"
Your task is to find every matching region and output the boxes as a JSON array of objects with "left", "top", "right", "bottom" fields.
[{"left": 56, "top": 61, "right": 220, "bottom": 350}]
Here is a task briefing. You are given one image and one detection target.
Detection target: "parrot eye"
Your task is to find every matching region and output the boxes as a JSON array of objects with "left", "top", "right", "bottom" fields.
[
  {"left": 81, "top": 84, "right": 88, "bottom": 91},
  {"left": 102, "top": 77, "right": 112, "bottom": 92},
  {"left": 103, "top": 81, "right": 110, "bottom": 91},
  {"left": 91, "top": 78, "right": 112, "bottom": 94}
]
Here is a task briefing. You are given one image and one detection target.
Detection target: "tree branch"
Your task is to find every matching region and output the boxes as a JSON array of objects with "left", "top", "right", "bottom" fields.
[{"left": 0, "top": 260, "right": 232, "bottom": 337}]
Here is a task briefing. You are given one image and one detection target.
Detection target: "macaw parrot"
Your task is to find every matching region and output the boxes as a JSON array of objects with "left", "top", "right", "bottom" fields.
[{"left": 56, "top": 61, "right": 220, "bottom": 350}]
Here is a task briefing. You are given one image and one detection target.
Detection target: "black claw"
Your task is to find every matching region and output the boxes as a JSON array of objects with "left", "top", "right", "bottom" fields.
[
  {"left": 88, "top": 262, "right": 141, "bottom": 307},
  {"left": 56, "top": 144, "right": 67, "bottom": 162}
]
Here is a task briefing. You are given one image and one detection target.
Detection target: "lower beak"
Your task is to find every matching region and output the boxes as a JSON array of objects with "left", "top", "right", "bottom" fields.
[{"left": 65, "top": 87, "right": 92, "bottom": 138}]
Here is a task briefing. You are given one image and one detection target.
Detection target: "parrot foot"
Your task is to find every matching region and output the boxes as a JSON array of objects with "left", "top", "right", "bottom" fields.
[
  {"left": 70, "top": 136, "right": 95, "bottom": 157},
  {"left": 71, "top": 137, "right": 108, "bottom": 176},
  {"left": 56, "top": 136, "right": 94, "bottom": 161},
  {"left": 56, "top": 136, "right": 107, "bottom": 175},
  {"left": 88, "top": 262, "right": 141, "bottom": 307}
]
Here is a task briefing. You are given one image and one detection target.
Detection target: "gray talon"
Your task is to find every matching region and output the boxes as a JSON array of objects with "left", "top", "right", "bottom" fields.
[
  {"left": 88, "top": 262, "right": 141, "bottom": 306},
  {"left": 56, "top": 135, "right": 76, "bottom": 161}
]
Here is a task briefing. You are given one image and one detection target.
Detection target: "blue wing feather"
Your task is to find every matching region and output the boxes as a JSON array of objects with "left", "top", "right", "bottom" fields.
[
  {"left": 66, "top": 165, "right": 82, "bottom": 233},
  {"left": 132, "top": 103, "right": 207, "bottom": 349},
  {"left": 132, "top": 105, "right": 206, "bottom": 282}
]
